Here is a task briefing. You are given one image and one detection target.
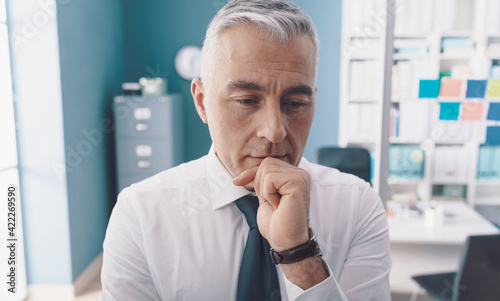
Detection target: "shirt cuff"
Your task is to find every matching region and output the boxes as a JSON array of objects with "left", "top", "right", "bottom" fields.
[{"left": 283, "top": 260, "right": 348, "bottom": 301}]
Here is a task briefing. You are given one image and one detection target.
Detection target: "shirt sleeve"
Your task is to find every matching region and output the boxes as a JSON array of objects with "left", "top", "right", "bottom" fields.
[
  {"left": 283, "top": 184, "right": 392, "bottom": 301},
  {"left": 101, "top": 189, "right": 161, "bottom": 301}
]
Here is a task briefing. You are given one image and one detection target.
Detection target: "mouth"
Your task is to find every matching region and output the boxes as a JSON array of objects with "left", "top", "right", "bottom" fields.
[{"left": 247, "top": 154, "right": 288, "bottom": 164}]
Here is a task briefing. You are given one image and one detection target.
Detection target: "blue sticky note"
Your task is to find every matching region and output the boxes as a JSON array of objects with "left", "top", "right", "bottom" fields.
[
  {"left": 485, "top": 127, "right": 500, "bottom": 146},
  {"left": 419, "top": 79, "right": 440, "bottom": 98},
  {"left": 439, "top": 102, "right": 460, "bottom": 120},
  {"left": 466, "top": 80, "right": 487, "bottom": 98},
  {"left": 487, "top": 103, "right": 500, "bottom": 121}
]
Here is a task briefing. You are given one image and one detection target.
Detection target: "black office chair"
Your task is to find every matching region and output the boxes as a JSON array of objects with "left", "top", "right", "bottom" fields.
[
  {"left": 315, "top": 146, "right": 371, "bottom": 183},
  {"left": 412, "top": 234, "right": 500, "bottom": 301}
]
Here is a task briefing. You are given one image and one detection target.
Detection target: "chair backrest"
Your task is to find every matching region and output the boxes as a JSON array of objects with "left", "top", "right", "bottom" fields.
[
  {"left": 454, "top": 234, "right": 500, "bottom": 301},
  {"left": 315, "top": 147, "right": 371, "bottom": 183}
]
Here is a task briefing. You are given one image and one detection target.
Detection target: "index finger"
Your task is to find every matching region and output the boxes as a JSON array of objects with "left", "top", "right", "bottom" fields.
[{"left": 232, "top": 166, "right": 259, "bottom": 187}]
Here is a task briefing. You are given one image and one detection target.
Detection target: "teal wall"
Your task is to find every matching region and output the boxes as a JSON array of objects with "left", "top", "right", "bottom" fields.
[
  {"left": 56, "top": 0, "right": 124, "bottom": 281},
  {"left": 8, "top": 0, "right": 123, "bottom": 284},
  {"left": 122, "top": 0, "right": 342, "bottom": 162}
]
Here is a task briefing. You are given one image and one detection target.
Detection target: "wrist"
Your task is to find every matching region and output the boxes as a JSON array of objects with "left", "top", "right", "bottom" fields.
[{"left": 269, "top": 228, "right": 322, "bottom": 265}]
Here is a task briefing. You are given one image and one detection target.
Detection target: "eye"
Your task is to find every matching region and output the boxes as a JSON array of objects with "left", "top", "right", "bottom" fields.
[
  {"left": 283, "top": 100, "right": 307, "bottom": 111},
  {"left": 236, "top": 99, "right": 258, "bottom": 106}
]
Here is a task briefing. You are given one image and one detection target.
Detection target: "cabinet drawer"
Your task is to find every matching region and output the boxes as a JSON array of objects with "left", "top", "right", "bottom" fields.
[
  {"left": 113, "top": 96, "right": 176, "bottom": 138},
  {"left": 116, "top": 138, "right": 173, "bottom": 174}
]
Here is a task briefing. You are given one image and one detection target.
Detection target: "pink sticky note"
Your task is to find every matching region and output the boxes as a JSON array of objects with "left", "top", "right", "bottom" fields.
[
  {"left": 439, "top": 77, "right": 463, "bottom": 98},
  {"left": 461, "top": 102, "right": 484, "bottom": 121}
]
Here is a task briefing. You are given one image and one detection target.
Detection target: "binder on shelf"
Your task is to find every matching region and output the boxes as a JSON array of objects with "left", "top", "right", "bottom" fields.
[
  {"left": 394, "top": 0, "right": 433, "bottom": 35},
  {"left": 439, "top": 77, "right": 464, "bottom": 98},
  {"left": 439, "top": 102, "right": 461, "bottom": 121},
  {"left": 388, "top": 144, "right": 425, "bottom": 179},
  {"left": 399, "top": 101, "right": 431, "bottom": 141},
  {"left": 485, "top": 127, "right": 500, "bottom": 145},
  {"left": 486, "top": 79, "right": 500, "bottom": 98},
  {"left": 393, "top": 60, "right": 433, "bottom": 99},
  {"left": 487, "top": 103, "right": 500, "bottom": 121},
  {"left": 389, "top": 105, "right": 400, "bottom": 137},
  {"left": 349, "top": 60, "right": 377, "bottom": 99},
  {"left": 466, "top": 80, "right": 487, "bottom": 98},
  {"left": 346, "top": 102, "right": 377, "bottom": 140},
  {"left": 433, "top": 146, "right": 468, "bottom": 183},
  {"left": 460, "top": 102, "right": 484, "bottom": 121},
  {"left": 477, "top": 146, "right": 500, "bottom": 179},
  {"left": 419, "top": 79, "right": 440, "bottom": 98}
]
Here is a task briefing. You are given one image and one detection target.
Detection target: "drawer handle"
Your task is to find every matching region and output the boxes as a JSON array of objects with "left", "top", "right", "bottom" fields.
[
  {"left": 135, "top": 145, "right": 152, "bottom": 157},
  {"left": 137, "top": 160, "right": 152, "bottom": 168},
  {"left": 134, "top": 107, "right": 151, "bottom": 120},
  {"left": 136, "top": 123, "right": 150, "bottom": 132}
]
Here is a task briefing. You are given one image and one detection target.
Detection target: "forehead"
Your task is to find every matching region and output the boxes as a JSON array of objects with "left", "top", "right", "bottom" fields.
[{"left": 213, "top": 25, "right": 317, "bottom": 86}]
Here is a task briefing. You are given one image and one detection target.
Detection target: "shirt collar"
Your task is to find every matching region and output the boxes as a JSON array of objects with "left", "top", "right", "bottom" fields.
[
  {"left": 206, "top": 145, "right": 252, "bottom": 210},
  {"left": 205, "top": 144, "right": 310, "bottom": 210}
]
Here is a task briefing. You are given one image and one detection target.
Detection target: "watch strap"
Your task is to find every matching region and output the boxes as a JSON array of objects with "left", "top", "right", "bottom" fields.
[{"left": 269, "top": 228, "right": 322, "bottom": 264}]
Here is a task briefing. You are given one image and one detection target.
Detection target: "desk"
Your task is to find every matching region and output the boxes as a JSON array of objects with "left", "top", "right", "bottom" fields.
[{"left": 387, "top": 201, "right": 500, "bottom": 293}]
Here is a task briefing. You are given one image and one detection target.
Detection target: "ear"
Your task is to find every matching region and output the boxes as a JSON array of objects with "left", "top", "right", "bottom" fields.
[
  {"left": 191, "top": 78, "right": 208, "bottom": 124},
  {"left": 315, "top": 86, "right": 318, "bottom": 94}
]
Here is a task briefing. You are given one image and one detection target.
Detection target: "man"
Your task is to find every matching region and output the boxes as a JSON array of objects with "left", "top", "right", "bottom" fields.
[{"left": 101, "top": 1, "right": 391, "bottom": 300}]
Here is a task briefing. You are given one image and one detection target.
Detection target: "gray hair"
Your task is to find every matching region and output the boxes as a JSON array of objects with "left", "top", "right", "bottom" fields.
[{"left": 200, "top": 0, "right": 319, "bottom": 83}]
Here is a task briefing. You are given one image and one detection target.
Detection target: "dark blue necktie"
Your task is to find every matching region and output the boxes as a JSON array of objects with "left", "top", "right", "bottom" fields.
[{"left": 235, "top": 195, "right": 281, "bottom": 301}]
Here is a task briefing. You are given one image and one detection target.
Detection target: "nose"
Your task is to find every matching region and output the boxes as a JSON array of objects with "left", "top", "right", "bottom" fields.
[{"left": 256, "top": 102, "right": 287, "bottom": 143}]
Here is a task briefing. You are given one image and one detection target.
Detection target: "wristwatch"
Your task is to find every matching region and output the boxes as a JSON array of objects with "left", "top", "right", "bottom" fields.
[{"left": 269, "top": 228, "right": 323, "bottom": 264}]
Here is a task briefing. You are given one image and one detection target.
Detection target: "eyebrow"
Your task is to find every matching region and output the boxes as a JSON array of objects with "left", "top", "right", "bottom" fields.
[
  {"left": 226, "top": 80, "right": 264, "bottom": 92},
  {"left": 226, "top": 79, "right": 313, "bottom": 97},
  {"left": 283, "top": 84, "right": 314, "bottom": 97}
]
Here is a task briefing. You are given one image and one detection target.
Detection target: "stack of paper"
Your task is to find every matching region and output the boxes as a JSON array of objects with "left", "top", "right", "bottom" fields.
[
  {"left": 441, "top": 38, "right": 475, "bottom": 56},
  {"left": 394, "top": 39, "right": 429, "bottom": 55},
  {"left": 433, "top": 146, "right": 468, "bottom": 182}
]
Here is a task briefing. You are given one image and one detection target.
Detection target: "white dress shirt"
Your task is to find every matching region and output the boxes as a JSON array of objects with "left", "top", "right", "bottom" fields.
[{"left": 102, "top": 146, "right": 391, "bottom": 300}]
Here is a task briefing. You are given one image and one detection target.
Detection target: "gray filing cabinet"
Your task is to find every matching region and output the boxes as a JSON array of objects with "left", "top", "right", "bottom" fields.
[{"left": 113, "top": 94, "right": 183, "bottom": 192}]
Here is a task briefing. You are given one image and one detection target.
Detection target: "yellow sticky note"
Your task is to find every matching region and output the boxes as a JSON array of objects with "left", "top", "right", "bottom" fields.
[
  {"left": 486, "top": 79, "right": 500, "bottom": 98},
  {"left": 461, "top": 102, "right": 484, "bottom": 121}
]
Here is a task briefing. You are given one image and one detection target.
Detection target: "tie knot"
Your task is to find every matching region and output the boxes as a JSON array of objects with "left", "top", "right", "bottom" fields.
[{"left": 235, "top": 195, "right": 259, "bottom": 229}]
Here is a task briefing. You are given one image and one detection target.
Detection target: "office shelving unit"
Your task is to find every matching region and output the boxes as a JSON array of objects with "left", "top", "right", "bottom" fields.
[{"left": 339, "top": 0, "right": 500, "bottom": 224}]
